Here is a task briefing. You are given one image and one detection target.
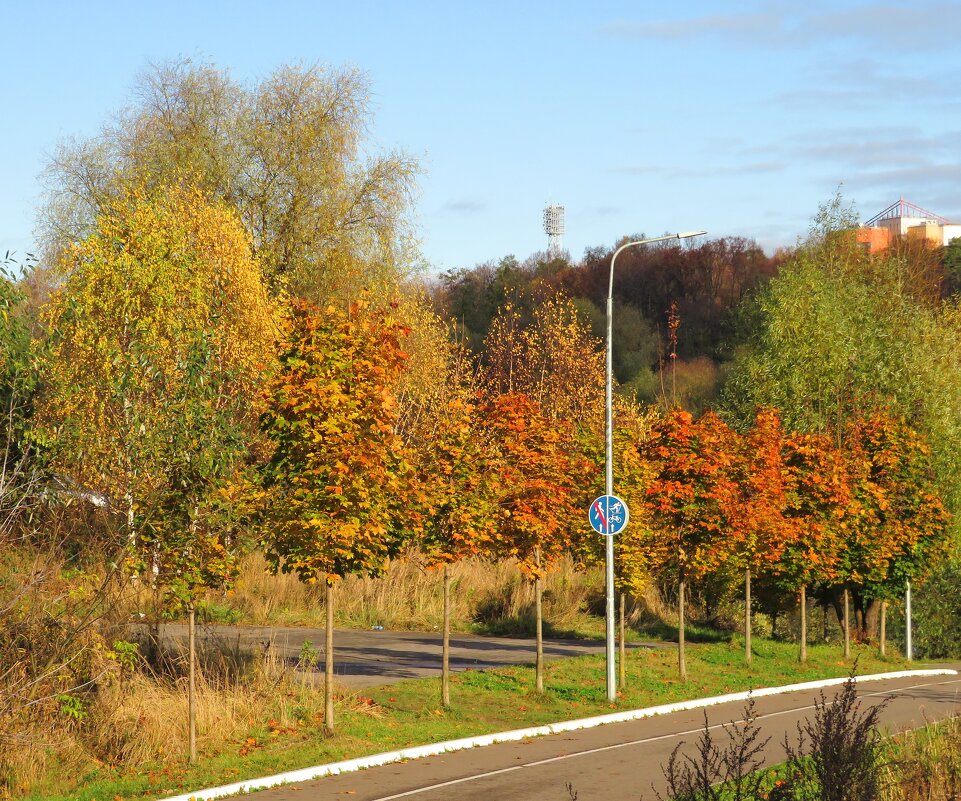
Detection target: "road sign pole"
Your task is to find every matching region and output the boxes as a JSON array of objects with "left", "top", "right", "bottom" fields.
[{"left": 605, "top": 293, "right": 616, "bottom": 703}]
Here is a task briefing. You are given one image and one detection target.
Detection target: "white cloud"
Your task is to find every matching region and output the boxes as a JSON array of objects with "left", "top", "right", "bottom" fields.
[
  {"left": 443, "top": 199, "right": 486, "bottom": 213},
  {"left": 600, "top": 4, "right": 961, "bottom": 51}
]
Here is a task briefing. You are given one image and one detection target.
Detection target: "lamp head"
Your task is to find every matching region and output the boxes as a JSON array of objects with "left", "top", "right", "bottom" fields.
[{"left": 676, "top": 230, "right": 708, "bottom": 239}]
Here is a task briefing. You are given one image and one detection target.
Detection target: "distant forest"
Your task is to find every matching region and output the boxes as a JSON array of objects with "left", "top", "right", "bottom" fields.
[{"left": 432, "top": 234, "right": 961, "bottom": 414}]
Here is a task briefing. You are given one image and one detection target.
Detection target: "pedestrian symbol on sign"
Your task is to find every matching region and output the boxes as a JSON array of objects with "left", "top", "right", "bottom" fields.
[{"left": 588, "top": 494, "right": 629, "bottom": 536}]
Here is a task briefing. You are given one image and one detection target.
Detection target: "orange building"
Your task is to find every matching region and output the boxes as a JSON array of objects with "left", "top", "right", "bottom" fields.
[
  {"left": 858, "top": 198, "right": 961, "bottom": 253},
  {"left": 856, "top": 226, "right": 892, "bottom": 253}
]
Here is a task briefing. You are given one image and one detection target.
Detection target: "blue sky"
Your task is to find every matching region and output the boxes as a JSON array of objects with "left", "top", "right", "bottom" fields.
[{"left": 2, "top": 1, "right": 960, "bottom": 272}]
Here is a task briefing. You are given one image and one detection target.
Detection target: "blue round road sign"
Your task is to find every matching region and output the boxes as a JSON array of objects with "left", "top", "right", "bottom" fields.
[{"left": 588, "top": 495, "right": 629, "bottom": 536}]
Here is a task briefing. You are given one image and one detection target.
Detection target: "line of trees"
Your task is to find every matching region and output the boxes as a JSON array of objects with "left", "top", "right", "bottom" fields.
[
  {"left": 23, "top": 181, "right": 950, "bottom": 736},
  {"left": 8, "top": 183, "right": 955, "bottom": 740},
  {"left": 5, "top": 59, "right": 961, "bottom": 777}
]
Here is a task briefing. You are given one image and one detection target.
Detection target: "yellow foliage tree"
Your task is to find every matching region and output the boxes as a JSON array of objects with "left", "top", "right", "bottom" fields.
[
  {"left": 484, "top": 294, "right": 605, "bottom": 431},
  {"left": 35, "top": 183, "right": 279, "bottom": 564}
]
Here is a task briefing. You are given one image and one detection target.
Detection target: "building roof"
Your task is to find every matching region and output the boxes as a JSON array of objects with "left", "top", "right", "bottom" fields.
[{"left": 865, "top": 197, "right": 949, "bottom": 226}]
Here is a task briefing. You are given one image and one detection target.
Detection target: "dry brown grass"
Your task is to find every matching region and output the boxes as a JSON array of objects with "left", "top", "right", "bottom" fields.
[
  {"left": 0, "top": 644, "right": 333, "bottom": 798},
  {"left": 884, "top": 716, "right": 961, "bottom": 800},
  {"left": 228, "top": 550, "right": 607, "bottom": 635}
]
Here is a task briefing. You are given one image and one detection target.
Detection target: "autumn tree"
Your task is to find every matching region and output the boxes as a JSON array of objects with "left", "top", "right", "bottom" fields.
[
  {"left": 390, "top": 298, "right": 500, "bottom": 707},
  {"left": 259, "top": 299, "right": 411, "bottom": 733},
  {"left": 35, "top": 182, "right": 275, "bottom": 541},
  {"left": 480, "top": 392, "right": 589, "bottom": 692},
  {"left": 776, "top": 431, "right": 848, "bottom": 661},
  {"left": 483, "top": 294, "right": 605, "bottom": 431},
  {"left": 33, "top": 184, "right": 278, "bottom": 759},
  {"left": 727, "top": 409, "right": 795, "bottom": 664},
  {"left": 637, "top": 409, "right": 738, "bottom": 679},
  {"left": 840, "top": 411, "right": 950, "bottom": 646},
  {"left": 416, "top": 394, "right": 499, "bottom": 706},
  {"left": 41, "top": 60, "right": 420, "bottom": 304}
]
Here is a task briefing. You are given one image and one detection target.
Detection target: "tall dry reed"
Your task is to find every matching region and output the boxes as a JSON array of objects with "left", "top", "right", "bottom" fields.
[{"left": 229, "top": 550, "right": 606, "bottom": 635}]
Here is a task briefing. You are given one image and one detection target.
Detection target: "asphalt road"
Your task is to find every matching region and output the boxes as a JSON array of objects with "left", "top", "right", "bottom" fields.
[
  {"left": 242, "top": 670, "right": 961, "bottom": 801},
  {"left": 156, "top": 623, "right": 658, "bottom": 688}
]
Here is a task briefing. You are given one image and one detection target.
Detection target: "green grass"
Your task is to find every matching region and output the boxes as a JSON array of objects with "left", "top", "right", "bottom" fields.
[{"left": 34, "top": 638, "right": 912, "bottom": 801}]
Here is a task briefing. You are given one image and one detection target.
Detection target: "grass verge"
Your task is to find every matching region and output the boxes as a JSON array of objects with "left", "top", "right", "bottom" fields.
[{"left": 27, "top": 637, "right": 915, "bottom": 801}]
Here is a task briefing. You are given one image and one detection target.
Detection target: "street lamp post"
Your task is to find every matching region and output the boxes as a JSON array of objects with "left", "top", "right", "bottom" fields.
[{"left": 605, "top": 230, "right": 706, "bottom": 703}]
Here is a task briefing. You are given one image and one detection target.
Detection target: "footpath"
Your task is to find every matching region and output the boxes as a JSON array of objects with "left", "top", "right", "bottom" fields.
[{"left": 156, "top": 667, "right": 960, "bottom": 801}]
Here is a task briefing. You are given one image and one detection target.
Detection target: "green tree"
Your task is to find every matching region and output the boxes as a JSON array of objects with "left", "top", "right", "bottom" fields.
[
  {"left": 945, "top": 237, "right": 961, "bottom": 293},
  {"left": 0, "top": 255, "right": 40, "bottom": 533},
  {"left": 41, "top": 60, "right": 420, "bottom": 303},
  {"left": 724, "top": 199, "right": 961, "bottom": 525}
]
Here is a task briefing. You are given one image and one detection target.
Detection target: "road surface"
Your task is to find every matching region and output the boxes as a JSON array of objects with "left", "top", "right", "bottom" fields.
[
  {"left": 242, "top": 670, "right": 961, "bottom": 801},
  {"left": 155, "top": 623, "right": 658, "bottom": 688}
]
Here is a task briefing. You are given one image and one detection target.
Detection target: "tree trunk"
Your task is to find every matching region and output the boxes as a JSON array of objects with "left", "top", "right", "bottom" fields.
[
  {"left": 188, "top": 603, "right": 197, "bottom": 764},
  {"left": 865, "top": 598, "right": 879, "bottom": 642},
  {"left": 442, "top": 564, "right": 451, "bottom": 708},
  {"left": 843, "top": 588, "right": 851, "bottom": 660},
  {"left": 879, "top": 600, "right": 887, "bottom": 657},
  {"left": 618, "top": 592, "right": 626, "bottom": 690},
  {"left": 799, "top": 585, "right": 807, "bottom": 664},
  {"left": 126, "top": 491, "right": 136, "bottom": 552},
  {"left": 744, "top": 567, "right": 752, "bottom": 666},
  {"left": 325, "top": 581, "right": 335, "bottom": 736},
  {"left": 678, "top": 576, "right": 687, "bottom": 681},
  {"left": 535, "top": 571, "right": 544, "bottom": 693},
  {"left": 851, "top": 591, "right": 880, "bottom": 642}
]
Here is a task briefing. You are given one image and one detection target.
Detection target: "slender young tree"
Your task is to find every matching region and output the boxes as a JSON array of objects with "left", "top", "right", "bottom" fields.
[
  {"left": 415, "top": 394, "right": 498, "bottom": 707},
  {"left": 727, "top": 409, "right": 794, "bottom": 666},
  {"left": 637, "top": 409, "right": 737, "bottom": 679},
  {"left": 777, "top": 431, "right": 848, "bottom": 662},
  {"left": 260, "top": 299, "right": 411, "bottom": 734},
  {"left": 842, "top": 410, "right": 950, "bottom": 643},
  {"left": 34, "top": 184, "right": 277, "bottom": 759},
  {"left": 480, "top": 392, "right": 588, "bottom": 693}
]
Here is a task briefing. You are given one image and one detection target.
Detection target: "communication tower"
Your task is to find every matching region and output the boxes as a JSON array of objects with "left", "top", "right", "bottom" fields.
[{"left": 543, "top": 204, "right": 565, "bottom": 255}]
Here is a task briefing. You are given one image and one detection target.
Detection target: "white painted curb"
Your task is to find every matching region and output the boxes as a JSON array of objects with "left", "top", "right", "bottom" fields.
[{"left": 157, "top": 669, "right": 957, "bottom": 801}]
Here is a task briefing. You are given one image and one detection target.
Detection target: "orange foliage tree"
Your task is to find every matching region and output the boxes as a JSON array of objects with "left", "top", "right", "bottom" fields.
[
  {"left": 727, "top": 409, "right": 796, "bottom": 664},
  {"left": 776, "top": 431, "right": 849, "bottom": 661},
  {"left": 480, "top": 392, "right": 590, "bottom": 692},
  {"left": 259, "top": 299, "right": 411, "bottom": 733},
  {"left": 841, "top": 411, "right": 950, "bottom": 643},
  {"left": 636, "top": 409, "right": 738, "bottom": 679}
]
